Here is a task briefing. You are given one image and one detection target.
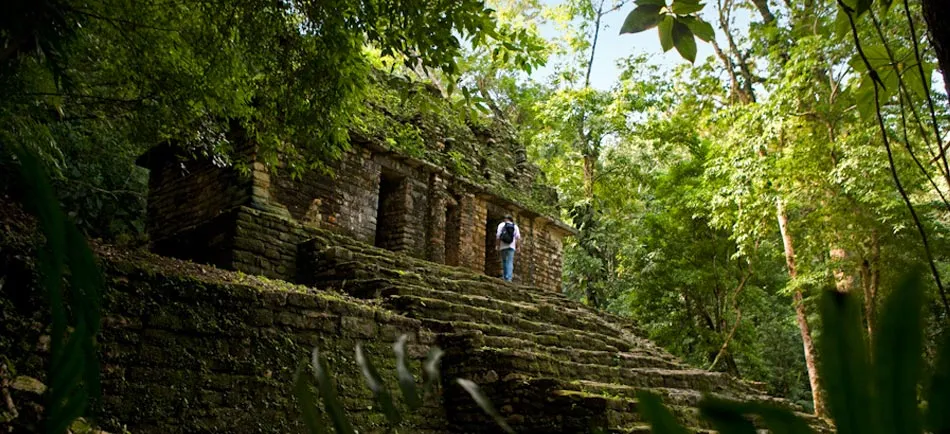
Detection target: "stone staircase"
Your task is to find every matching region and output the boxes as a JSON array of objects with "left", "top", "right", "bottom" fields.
[{"left": 296, "top": 232, "right": 827, "bottom": 433}]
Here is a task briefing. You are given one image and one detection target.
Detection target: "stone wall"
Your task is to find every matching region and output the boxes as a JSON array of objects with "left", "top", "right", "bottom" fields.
[
  {"left": 138, "top": 146, "right": 251, "bottom": 245},
  {"left": 138, "top": 139, "right": 574, "bottom": 292},
  {"left": 0, "top": 243, "right": 448, "bottom": 434},
  {"left": 269, "top": 149, "right": 381, "bottom": 245},
  {"left": 527, "top": 221, "right": 566, "bottom": 293}
]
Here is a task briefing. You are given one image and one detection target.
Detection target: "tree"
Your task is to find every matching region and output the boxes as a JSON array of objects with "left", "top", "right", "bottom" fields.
[{"left": 0, "top": 0, "right": 525, "bottom": 238}]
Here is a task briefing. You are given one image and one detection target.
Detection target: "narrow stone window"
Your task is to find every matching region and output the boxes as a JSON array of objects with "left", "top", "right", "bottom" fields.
[{"left": 444, "top": 203, "right": 460, "bottom": 266}]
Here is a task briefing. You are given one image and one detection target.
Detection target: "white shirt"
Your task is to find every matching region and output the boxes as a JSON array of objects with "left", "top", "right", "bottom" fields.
[{"left": 496, "top": 221, "right": 522, "bottom": 250}]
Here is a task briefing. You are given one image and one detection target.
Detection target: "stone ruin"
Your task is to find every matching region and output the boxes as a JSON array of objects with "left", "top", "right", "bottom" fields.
[
  {"left": 135, "top": 76, "right": 575, "bottom": 292},
  {"left": 0, "top": 76, "right": 828, "bottom": 433}
]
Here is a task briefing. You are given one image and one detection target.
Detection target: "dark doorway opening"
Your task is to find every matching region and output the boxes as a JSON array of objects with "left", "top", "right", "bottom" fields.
[
  {"left": 484, "top": 208, "right": 504, "bottom": 278},
  {"left": 444, "top": 204, "right": 462, "bottom": 266},
  {"left": 445, "top": 203, "right": 461, "bottom": 266},
  {"left": 375, "top": 174, "right": 404, "bottom": 251}
]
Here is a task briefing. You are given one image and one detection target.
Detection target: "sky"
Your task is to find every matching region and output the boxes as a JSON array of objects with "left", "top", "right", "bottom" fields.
[{"left": 528, "top": 1, "right": 749, "bottom": 90}]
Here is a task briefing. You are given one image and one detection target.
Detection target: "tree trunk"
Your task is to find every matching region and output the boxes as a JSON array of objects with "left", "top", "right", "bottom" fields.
[
  {"left": 583, "top": 154, "right": 596, "bottom": 199},
  {"left": 861, "top": 235, "right": 880, "bottom": 341},
  {"left": 777, "top": 199, "right": 825, "bottom": 417},
  {"left": 921, "top": 0, "right": 950, "bottom": 97}
]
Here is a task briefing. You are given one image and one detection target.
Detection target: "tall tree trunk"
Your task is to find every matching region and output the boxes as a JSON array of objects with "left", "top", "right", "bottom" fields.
[
  {"left": 860, "top": 235, "right": 880, "bottom": 342},
  {"left": 921, "top": 0, "right": 950, "bottom": 97},
  {"left": 777, "top": 199, "right": 825, "bottom": 417}
]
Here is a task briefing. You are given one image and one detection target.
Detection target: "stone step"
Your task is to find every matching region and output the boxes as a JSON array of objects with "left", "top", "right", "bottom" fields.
[
  {"left": 477, "top": 378, "right": 709, "bottom": 433},
  {"left": 422, "top": 319, "right": 624, "bottom": 354},
  {"left": 459, "top": 347, "right": 757, "bottom": 396},
  {"left": 554, "top": 380, "right": 828, "bottom": 434},
  {"left": 307, "top": 235, "right": 659, "bottom": 336},
  {"left": 565, "top": 379, "right": 811, "bottom": 415},
  {"left": 376, "top": 283, "right": 637, "bottom": 341},
  {"left": 312, "top": 254, "right": 655, "bottom": 347},
  {"left": 481, "top": 335, "right": 684, "bottom": 371},
  {"left": 385, "top": 294, "right": 636, "bottom": 351}
]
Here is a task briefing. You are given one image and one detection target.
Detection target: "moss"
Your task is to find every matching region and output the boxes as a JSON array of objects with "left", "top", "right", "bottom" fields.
[{"left": 350, "top": 70, "right": 562, "bottom": 218}]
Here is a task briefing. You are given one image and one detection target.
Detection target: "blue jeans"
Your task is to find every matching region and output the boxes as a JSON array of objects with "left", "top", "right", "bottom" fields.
[{"left": 500, "top": 248, "right": 515, "bottom": 282}]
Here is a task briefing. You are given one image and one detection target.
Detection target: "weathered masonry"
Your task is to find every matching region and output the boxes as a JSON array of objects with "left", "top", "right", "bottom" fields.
[{"left": 136, "top": 77, "right": 575, "bottom": 291}]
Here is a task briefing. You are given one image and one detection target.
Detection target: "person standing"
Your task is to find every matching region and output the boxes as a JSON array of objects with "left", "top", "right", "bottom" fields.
[{"left": 495, "top": 214, "right": 521, "bottom": 282}]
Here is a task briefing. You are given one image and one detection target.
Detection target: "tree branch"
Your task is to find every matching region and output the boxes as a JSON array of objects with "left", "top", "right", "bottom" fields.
[
  {"left": 840, "top": 0, "right": 950, "bottom": 319},
  {"left": 708, "top": 268, "right": 752, "bottom": 371}
]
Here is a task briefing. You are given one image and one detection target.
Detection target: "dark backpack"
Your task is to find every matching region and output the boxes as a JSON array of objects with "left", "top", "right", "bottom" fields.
[{"left": 499, "top": 222, "right": 515, "bottom": 244}]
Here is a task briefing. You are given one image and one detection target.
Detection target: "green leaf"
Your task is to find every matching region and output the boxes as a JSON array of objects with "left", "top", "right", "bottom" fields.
[
  {"left": 902, "top": 55, "right": 934, "bottom": 100},
  {"left": 873, "top": 272, "right": 923, "bottom": 434},
  {"left": 854, "top": 75, "right": 877, "bottom": 119},
  {"left": 698, "top": 398, "right": 757, "bottom": 434},
  {"left": 637, "top": 0, "right": 668, "bottom": 6},
  {"left": 311, "top": 348, "right": 356, "bottom": 434},
  {"left": 293, "top": 359, "right": 328, "bottom": 434},
  {"left": 840, "top": 0, "right": 872, "bottom": 15},
  {"left": 658, "top": 15, "right": 675, "bottom": 52},
  {"left": 620, "top": 5, "right": 663, "bottom": 34},
  {"left": 635, "top": 391, "right": 689, "bottom": 434},
  {"left": 926, "top": 331, "right": 950, "bottom": 432},
  {"left": 422, "top": 346, "right": 444, "bottom": 398},
  {"left": 393, "top": 335, "right": 422, "bottom": 410},
  {"left": 818, "top": 290, "right": 873, "bottom": 434},
  {"left": 698, "top": 398, "right": 814, "bottom": 434},
  {"left": 681, "top": 16, "right": 715, "bottom": 42},
  {"left": 355, "top": 344, "right": 402, "bottom": 424},
  {"left": 671, "top": 0, "right": 705, "bottom": 14},
  {"left": 457, "top": 379, "right": 515, "bottom": 433},
  {"left": 834, "top": 8, "right": 852, "bottom": 39},
  {"left": 672, "top": 20, "right": 697, "bottom": 62}
]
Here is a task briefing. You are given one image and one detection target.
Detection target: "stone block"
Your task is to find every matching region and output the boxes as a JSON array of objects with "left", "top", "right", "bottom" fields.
[{"left": 341, "top": 315, "right": 377, "bottom": 338}]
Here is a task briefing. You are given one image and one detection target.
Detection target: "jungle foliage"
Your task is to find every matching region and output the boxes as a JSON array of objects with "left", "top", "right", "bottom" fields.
[{"left": 4, "top": 0, "right": 950, "bottom": 424}]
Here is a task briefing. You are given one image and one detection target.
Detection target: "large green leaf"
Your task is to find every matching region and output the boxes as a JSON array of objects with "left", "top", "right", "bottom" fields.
[
  {"left": 636, "top": 391, "right": 690, "bottom": 434},
  {"left": 620, "top": 5, "right": 663, "bottom": 34},
  {"left": 422, "top": 346, "right": 444, "bottom": 399},
  {"left": 671, "top": 0, "right": 705, "bottom": 14},
  {"left": 818, "top": 290, "right": 873, "bottom": 434},
  {"left": 680, "top": 16, "right": 715, "bottom": 42},
  {"left": 901, "top": 54, "right": 934, "bottom": 100},
  {"left": 873, "top": 272, "right": 923, "bottom": 434},
  {"left": 355, "top": 344, "right": 402, "bottom": 424},
  {"left": 393, "top": 335, "right": 423, "bottom": 410},
  {"left": 658, "top": 15, "right": 675, "bottom": 52},
  {"left": 457, "top": 379, "right": 515, "bottom": 433},
  {"left": 926, "top": 332, "right": 950, "bottom": 433},
  {"left": 293, "top": 359, "right": 328, "bottom": 434},
  {"left": 311, "top": 349, "right": 356, "bottom": 434},
  {"left": 637, "top": 0, "right": 668, "bottom": 6},
  {"left": 699, "top": 397, "right": 814, "bottom": 434},
  {"left": 672, "top": 19, "right": 697, "bottom": 62},
  {"left": 834, "top": 7, "right": 852, "bottom": 39},
  {"left": 840, "top": 0, "right": 873, "bottom": 15},
  {"left": 699, "top": 398, "right": 757, "bottom": 434},
  {"left": 854, "top": 75, "right": 877, "bottom": 119}
]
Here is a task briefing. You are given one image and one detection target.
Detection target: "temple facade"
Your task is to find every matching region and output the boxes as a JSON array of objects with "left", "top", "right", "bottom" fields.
[{"left": 136, "top": 78, "right": 575, "bottom": 291}]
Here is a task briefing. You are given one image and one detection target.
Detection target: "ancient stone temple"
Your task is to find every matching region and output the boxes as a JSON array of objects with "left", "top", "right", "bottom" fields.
[{"left": 135, "top": 77, "right": 574, "bottom": 291}]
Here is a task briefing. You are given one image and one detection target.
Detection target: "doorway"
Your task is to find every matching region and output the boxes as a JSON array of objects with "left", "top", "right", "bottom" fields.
[
  {"left": 483, "top": 209, "right": 505, "bottom": 278},
  {"left": 375, "top": 174, "right": 404, "bottom": 251},
  {"left": 444, "top": 203, "right": 461, "bottom": 266}
]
